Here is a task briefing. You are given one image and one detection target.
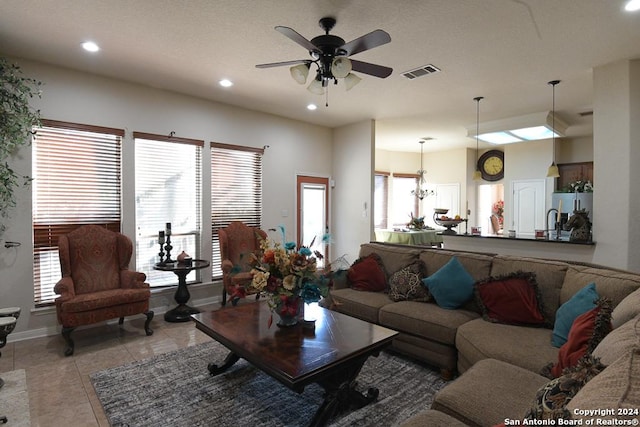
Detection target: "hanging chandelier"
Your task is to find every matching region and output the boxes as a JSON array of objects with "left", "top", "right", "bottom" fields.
[
  {"left": 546, "top": 80, "right": 561, "bottom": 178},
  {"left": 411, "top": 139, "right": 435, "bottom": 200},
  {"left": 473, "top": 96, "right": 484, "bottom": 181}
]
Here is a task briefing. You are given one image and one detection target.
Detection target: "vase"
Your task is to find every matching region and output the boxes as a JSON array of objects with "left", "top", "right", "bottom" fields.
[{"left": 274, "top": 296, "right": 300, "bottom": 327}]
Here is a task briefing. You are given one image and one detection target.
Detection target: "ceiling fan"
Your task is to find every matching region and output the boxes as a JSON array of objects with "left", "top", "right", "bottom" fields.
[{"left": 256, "top": 17, "right": 393, "bottom": 96}]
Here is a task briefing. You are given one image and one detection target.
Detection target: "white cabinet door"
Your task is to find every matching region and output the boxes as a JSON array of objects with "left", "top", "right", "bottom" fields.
[{"left": 512, "top": 179, "right": 546, "bottom": 237}]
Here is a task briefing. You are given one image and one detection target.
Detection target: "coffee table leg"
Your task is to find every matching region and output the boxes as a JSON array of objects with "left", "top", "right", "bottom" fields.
[
  {"left": 207, "top": 352, "right": 240, "bottom": 376},
  {"left": 309, "top": 355, "right": 379, "bottom": 427}
]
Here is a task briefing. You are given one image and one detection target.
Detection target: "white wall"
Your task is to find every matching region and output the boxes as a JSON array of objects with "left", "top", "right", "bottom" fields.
[
  {"left": 332, "top": 120, "right": 375, "bottom": 265},
  {"left": 0, "top": 59, "right": 335, "bottom": 339}
]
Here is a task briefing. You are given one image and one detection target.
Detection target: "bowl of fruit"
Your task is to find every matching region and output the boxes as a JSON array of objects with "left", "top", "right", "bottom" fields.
[{"left": 433, "top": 210, "right": 466, "bottom": 234}]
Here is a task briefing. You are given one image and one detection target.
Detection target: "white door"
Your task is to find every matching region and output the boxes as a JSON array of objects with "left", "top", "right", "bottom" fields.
[
  {"left": 297, "top": 175, "right": 329, "bottom": 267},
  {"left": 512, "top": 179, "right": 546, "bottom": 237}
]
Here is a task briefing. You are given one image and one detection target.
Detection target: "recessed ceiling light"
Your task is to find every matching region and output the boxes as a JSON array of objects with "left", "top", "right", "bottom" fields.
[
  {"left": 219, "top": 79, "right": 233, "bottom": 88},
  {"left": 625, "top": 0, "right": 640, "bottom": 11},
  {"left": 307, "top": 104, "right": 317, "bottom": 111},
  {"left": 81, "top": 41, "right": 100, "bottom": 52}
]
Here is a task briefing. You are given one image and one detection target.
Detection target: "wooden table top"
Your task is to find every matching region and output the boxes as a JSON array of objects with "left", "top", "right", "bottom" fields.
[{"left": 192, "top": 301, "right": 398, "bottom": 391}]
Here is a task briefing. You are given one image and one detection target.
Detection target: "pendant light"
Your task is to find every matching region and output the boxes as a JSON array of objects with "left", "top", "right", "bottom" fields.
[
  {"left": 473, "top": 96, "right": 484, "bottom": 181},
  {"left": 411, "top": 139, "right": 435, "bottom": 200},
  {"left": 546, "top": 80, "right": 561, "bottom": 178}
]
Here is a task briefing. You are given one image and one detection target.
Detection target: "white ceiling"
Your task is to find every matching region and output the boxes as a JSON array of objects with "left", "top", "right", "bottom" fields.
[{"left": 1, "top": 0, "right": 639, "bottom": 153}]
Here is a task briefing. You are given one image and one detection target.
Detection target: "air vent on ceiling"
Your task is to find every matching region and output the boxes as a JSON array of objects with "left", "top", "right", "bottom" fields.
[
  {"left": 578, "top": 111, "right": 593, "bottom": 117},
  {"left": 402, "top": 64, "right": 441, "bottom": 80}
]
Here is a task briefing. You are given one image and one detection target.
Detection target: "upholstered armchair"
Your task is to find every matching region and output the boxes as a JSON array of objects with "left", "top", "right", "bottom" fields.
[
  {"left": 54, "top": 225, "right": 154, "bottom": 356},
  {"left": 218, "top": 222, "right": 267, "bottom": 306}
]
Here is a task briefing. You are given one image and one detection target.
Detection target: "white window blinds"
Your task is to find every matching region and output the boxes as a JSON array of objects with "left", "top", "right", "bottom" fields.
[
  {"left": 211, "top": 143, "right": 263, "bottom": 279},
  {"left": 134, "top": 133, "right": 203, "bottom": 287},
  {"left": 32, "top": 120, "right": 123, "bottom": 306}
]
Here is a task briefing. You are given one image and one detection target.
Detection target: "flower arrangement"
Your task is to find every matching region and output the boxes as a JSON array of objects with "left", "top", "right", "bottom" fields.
[
  {"left": 560, "top": 180, "right": 593, "bottom": 193},
  {"left": 235, "top": 226, "right": 331, "bottom": 327},
  {"left": 492, "top": 200, "right": 504, "bottom": 227},
  {"left": 407, "top": 213, "right": 430, "bottom": 230}
]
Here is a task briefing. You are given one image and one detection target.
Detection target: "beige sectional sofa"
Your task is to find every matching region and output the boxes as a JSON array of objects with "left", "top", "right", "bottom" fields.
[{"left": 328, "top": 241, "right": 640, "bottom": 426}]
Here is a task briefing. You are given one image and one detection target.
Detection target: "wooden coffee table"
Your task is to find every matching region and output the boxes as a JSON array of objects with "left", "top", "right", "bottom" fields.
[{"left": 191, "top": 301, "right": 398, "bottom": 427}]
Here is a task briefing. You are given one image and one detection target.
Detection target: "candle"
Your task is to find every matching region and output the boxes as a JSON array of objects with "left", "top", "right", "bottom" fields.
[
  {"left": 558, "top": 199, "right": 562, "bottom": 215},
  {"left": 465, "top": 200, "right": 469, "bottom": 217},
  {"left": 165, "top": 222, "right": 171, "bottom": 236},
  {"left": 158, "top": 230, "right": 165, "bottom": 244}
]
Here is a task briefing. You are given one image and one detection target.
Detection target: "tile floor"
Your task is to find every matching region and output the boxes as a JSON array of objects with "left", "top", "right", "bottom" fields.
[{"left": 0, "top": 304, "right": 219, "bottom": 427}]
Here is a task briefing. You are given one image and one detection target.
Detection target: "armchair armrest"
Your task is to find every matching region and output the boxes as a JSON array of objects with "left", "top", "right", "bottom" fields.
[
  {"left": 53, "top": 276, "right": 76, "bottom": 301},
  {"left": 120, "top": 270, "right": 148, "bottom": 289}
]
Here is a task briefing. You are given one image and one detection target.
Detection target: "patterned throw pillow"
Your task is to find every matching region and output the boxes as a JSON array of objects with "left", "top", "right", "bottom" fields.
[
  {"left": 524, "top": 355, "right": 605, "bottom": 421},
  {"left": 388, "top": 261, "right": 430, "bottom": 302},
  {"left": 474, "top": 271, "right": 547, "bottom": 326}
]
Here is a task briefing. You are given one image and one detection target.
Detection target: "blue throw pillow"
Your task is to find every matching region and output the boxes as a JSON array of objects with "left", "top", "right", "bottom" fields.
[
  {"left": 423, "top": 257, "right": 475, "bottom": 309},
  {"left": 551, "top": 282, "right": 599, "bottom": 347}
]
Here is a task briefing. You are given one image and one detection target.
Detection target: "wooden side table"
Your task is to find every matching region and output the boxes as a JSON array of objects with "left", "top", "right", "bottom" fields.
[{"left": 154, "top": 260, "right": 209, "bottom": 322}]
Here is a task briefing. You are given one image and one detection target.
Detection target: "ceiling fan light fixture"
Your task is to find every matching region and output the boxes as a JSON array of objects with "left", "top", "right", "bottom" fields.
[
  {"left": 344, "top": 73, "right": 362, "bottom": 91},
  {"left": 331, "top": 57, "right": 352, "bottom": 78},
  {"left": 290, "top": 64, "right": 310, "bottom": 84},
  {"left": 307, "top": 79, "right": 325, "bottom": 95}
]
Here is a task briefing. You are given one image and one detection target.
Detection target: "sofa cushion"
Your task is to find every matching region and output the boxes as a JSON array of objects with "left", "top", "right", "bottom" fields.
[
  {"left": 546, "top": 298, "right": 612, "bottom": 378},
  {"left": 524, "top": 355, "right": 606, "bottom": 421},
  {"left": 388, "top": 261, "right": 430, "bottom": 302},
  {"left": 567, "top": 348, "right": 640, "bottom": 422},
  {"left": 347, "top": 253, "right": 387, "bottom": 292},
  {"left": 329, "top": 288, "right": 392, "bottom": 323},
  {"left": 552, "top": 283, "right": 599, "bottom": 347},
  {"left": 561, "top": 266, "right": 640, "bottom": 311},
  {"left": 474, "top": 272, "right": 546, "bottom": 326},
  {"left": 419, "top": 249, "right": 493, "bottom": 281},
  {"left": 431, "top": 358, "right": 549, "bottom": 427},
  {"left": 491, "top": 255, "right": 568, "bottom": 324},
  {"left": 358, "top": 242, "right": 420, "bottom": 279},
  {"left": 611, "top": 287, "right": 640, "bottom": 328},
  {"left": 593, "top": 315, "right": 640, "bottom": 366},
  {"left": 379, "top": 301, "right": 480, "bottom": 346},
  {"left": 456, "top": 318, "right": 559, "bottom": 373},
  {"left": 423, "top": 257, "right": 475, "bottom": 309}
]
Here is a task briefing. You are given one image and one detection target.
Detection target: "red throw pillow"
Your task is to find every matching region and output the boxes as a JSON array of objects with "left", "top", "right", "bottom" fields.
[
  {"left": 549, "top": 298, "right": 612, "bottom": 378},
  {"left": 348, "top": 253, "right": 387, "bottom": 292},
  {"left": 474, "top": 272, "right": 547, "bottom": 326}
]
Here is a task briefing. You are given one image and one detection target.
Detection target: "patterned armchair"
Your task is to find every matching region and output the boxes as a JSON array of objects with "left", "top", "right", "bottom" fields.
[
  {"left": 218, "top": 222, "right": 267, "bottom": 306},
  {"left": 54, "top": 225, "right": 154, "bottom": 356}
]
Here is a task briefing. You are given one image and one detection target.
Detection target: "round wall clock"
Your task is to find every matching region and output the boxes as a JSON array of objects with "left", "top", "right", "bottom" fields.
[{"left": 478, "top": 150, "right": 504, "bottom": 181}]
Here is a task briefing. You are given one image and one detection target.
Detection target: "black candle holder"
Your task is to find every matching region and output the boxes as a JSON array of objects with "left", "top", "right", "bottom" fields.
[
  {"left": 164, "top": 235, "right": 174, "bottom": 263},
  {"left": 158, "top": 241, "right": 166, "bottom": 265}
]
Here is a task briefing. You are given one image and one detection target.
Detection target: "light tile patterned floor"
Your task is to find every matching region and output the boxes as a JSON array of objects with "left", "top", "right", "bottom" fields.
[{"left": 0, "top": 305, "right": 218, "bottom": 427}]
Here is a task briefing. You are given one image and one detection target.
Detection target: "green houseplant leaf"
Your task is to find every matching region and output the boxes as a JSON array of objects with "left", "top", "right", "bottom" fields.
[{"left": 0, "top": 57, "right": 42, "bottom": 236}]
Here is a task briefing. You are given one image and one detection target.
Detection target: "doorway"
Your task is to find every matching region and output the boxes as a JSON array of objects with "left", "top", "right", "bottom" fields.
[{"left": 296, "top": 175, "right": 329, "bottom": 267}]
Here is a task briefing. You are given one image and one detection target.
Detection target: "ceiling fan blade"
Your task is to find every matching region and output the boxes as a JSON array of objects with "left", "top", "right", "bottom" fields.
[
  {"left": 256, "top": 59, "right": 311, "bottom": 69},
  {"left": 341, "top": 29, "right": 391, "bottom": 56},
  {"left": 275, "top": 26, "right": 320, "bottom": 53},
  {"left": 350, "top": 59, "right": 393, "bottom": 78}
]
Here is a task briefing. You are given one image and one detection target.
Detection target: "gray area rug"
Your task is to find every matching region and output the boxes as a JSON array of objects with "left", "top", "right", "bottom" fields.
[{"left": 91, "top": 340, "right": 446, "bottom": 427}]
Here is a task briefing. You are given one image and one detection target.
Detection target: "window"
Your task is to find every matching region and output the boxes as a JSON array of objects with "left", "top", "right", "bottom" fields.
[
  {"left": 211, "top": 143, "right": 263, "bottom": 279},
  {"left": 391, "top": 174, "right": 419, "bottom": 227},
  {"left": 32, "top": 120, "right": 123, "bottom": 306},
  {"left": 374, "top": 172, "right": 389, "bottom": 229},
  {"left": 134, "top": 133, "right": 203, "bottom": 286}
]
